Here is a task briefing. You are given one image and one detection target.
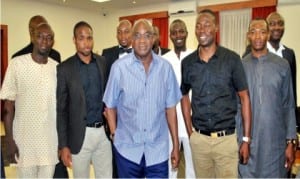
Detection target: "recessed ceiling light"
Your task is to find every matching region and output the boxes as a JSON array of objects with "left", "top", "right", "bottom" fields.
[{"left": 91, "top": 0, "right": 111, "bottom": 3}]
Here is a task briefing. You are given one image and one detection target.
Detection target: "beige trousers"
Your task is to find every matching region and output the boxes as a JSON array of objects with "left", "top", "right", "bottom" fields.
[{"left": 190, "top": 131, "right": 238, "bottom": 178}]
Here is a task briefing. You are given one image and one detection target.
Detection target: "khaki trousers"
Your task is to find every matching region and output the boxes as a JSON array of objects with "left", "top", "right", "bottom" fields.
[{"left": 190, "top": 131, "right": 238, "bottom": 178}]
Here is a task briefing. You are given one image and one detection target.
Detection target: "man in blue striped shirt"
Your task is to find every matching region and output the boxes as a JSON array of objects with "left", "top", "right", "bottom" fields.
[{"left": 103, "top": 19, "right": 182, "bottom": 178}]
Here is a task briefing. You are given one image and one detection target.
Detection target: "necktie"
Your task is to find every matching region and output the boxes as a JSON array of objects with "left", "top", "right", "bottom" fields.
[{"left": 119, "top": 47, "right": 132, "bottom": 54}]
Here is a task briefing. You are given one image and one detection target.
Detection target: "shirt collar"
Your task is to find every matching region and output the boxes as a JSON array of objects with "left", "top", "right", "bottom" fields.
[
  {"left": 130, "top": 51, "right": 158, "bottom": 65},
  {"left": 76, "top": 52, "right": 96, "bottom": 64},
  {"left": 267, "top": 41, "right": 285, "bottom": 57},
  {"left": 196, "top": 45, "right": 221, "bottom": 63}
]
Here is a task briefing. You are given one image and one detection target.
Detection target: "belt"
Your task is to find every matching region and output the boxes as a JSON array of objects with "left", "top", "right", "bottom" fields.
[
  {"left": 195, "top": 128, "right": 235, "bottom": 138},
  {"left": 86, "top": 122, "right": 102, "bottom": 128}
]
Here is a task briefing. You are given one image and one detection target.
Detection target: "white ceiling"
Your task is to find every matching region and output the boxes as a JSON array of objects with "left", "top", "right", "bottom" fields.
[
  {"left": 32, "top": 0, "right": 300, "bottom": 14},
  {"left": 35, "top": 0, "right": 194, "bottom": 13}
]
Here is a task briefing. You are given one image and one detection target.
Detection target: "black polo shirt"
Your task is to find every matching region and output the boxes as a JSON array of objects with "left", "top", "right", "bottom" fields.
[{"left": 181, "top": 46, "right": 248, "bottom": 131}]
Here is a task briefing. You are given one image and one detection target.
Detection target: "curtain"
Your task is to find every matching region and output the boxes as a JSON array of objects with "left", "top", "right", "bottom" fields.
[
  {"left": 252, "top": 6, "right": 276, "bottom": 19},
  {"left": 220, "top": 9, "right": 252, "bottom": 57},
  {"left": 215, "top": 11, "right": 220, "bottom": 45},
  {"left": 152, "top": 17, "right": 169, "bottom": 48}
]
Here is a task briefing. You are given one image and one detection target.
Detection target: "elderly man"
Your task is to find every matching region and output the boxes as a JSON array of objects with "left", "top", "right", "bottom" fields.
[{"left": 103, "top": 19, "right": 181, "bottom": 178}]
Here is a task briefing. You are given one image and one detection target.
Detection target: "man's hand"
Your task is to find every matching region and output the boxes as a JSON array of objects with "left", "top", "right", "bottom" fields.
[
  {"left": 239, "top": 142, "right": 250, "bottom": 164},
  {"left": 285, "top": 144, "right": 295, "bottom": 170},
  {"left": 60, "top": 147, "right": 72, "bottom": 167},
  {"left": 6, "top": 138, "right": 19, "bottom": 163},
  {"left": 170, "top": 147, "right": 180, "bottom": 170}
]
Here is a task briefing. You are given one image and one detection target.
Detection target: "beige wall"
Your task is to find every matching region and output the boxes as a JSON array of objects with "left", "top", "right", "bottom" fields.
[
  {"left": 1, "top": 0, "right": 300, "bottom": 102},
  {"left": 277, "top": 4, "right": 300, "bottom": 104}
]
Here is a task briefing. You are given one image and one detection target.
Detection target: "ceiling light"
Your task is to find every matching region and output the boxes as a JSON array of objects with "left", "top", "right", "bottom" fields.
[{"left": 91, "top": 0, "right": 111, "bottom": 3}]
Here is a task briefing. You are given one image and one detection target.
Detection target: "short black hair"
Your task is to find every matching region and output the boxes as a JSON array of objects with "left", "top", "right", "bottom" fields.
[
  {"left": 248, "top": 18, "right": 269, "bottom": 31},
  {"left": 198, "top": 9, "right": 217, "bottom": 24},
  {"left": 73, "top": 21, "right": 93, "bottom": 37}
]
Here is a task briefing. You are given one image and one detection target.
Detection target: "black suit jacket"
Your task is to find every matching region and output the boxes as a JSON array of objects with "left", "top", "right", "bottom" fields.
[
  {"left": 56, "top": 53, "right": 108, "bottom": 154},
  {"left": 12, "top": 43, "right": 61, "bottom": 63},
  {"left": 282, "top": 46, "right": 297, "bottom": 106},
  {"left": 161, "top": 47, "right": 170, "bottom": 55},
  {"left": 102, "top": 45, "right": 119, "bottom": 76}
]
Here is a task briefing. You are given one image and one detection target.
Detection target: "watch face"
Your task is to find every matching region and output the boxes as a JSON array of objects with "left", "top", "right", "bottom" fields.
[{"left": 242, "top": 137, "right": 250, "bottom": 143}]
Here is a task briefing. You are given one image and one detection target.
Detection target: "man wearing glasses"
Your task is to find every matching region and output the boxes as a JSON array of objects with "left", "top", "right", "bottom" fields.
[{"left": 103, "top": 19, "right": 181, "bottom": 178}]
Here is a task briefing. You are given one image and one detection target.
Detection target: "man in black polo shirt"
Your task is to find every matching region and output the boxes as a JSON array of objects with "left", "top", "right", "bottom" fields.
[{"left": 180, "top": 9, "right": 252, "bottom": 178}]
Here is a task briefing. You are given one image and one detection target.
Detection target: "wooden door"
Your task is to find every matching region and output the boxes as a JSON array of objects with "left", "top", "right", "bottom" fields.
[{"left": 1, "top": 24, "right": 8, "bottom": 118}]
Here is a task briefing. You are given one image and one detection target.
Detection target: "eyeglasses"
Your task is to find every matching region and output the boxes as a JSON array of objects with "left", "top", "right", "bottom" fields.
[{"left": 133, "top": 32, "right": 153, "bottom": 40}]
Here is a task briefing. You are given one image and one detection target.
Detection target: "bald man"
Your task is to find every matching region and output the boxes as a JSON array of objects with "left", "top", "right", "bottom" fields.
[
  {"left": 10, "top": 15, "right": 67, "bottom": 178},
  {"left": 102, "top": 19, "right": 133, "bottom": 76},
  {"left": 266, "top": 12, "right": 297, "bottom": 107},
  {"left": 12, "top": 15, "right": 61, "bottom": 63},
  {"left": 101, "top": 19, "right": 133, "bottom": 178},
  {"left": 152, "top": 25, "right": 170, "bottom": 56},
  {"left": 1, "top": 23, "right": 59, "bottom": 178}
]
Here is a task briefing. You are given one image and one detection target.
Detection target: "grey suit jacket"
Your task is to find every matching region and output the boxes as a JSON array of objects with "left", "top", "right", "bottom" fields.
[{"left": 57, "top": 53, "right": 108, "bottom": 154}]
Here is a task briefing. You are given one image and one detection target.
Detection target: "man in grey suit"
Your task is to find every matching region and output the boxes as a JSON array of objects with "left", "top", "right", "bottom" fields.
[{"left": 57, "top": 21, "right": 112, "bottom": 178}]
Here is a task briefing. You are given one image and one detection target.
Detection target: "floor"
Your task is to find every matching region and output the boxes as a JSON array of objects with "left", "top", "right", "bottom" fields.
[{"left": 1, "top": 121, "right": 79, "bottom": 178}]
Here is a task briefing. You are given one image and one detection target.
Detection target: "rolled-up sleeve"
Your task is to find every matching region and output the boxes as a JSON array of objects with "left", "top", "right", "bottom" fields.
[
  {"left": 103, "top": 63, "right": 120, "bottom": 108},
  {"left": 166, "top": 66, "right": 182, "bottom": 108}
]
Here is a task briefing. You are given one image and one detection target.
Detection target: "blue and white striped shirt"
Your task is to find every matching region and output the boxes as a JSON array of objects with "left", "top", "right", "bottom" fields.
[{"left": 103, "top": 52, "right": 182, "bottom": 166}]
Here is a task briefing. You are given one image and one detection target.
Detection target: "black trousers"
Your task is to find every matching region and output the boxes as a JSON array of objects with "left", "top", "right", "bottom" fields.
[
  {"left": 1, "top": 152, "right": 5, "bottom": 179},
  {"left": 53, "top": 160, "right": 68, "bottom": 178}
]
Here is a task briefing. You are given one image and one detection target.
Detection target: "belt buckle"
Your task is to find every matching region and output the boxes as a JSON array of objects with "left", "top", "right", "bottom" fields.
[
  {"left": 211, "top": 132, "right": 218, "bottom": 138},
  {"left": 95, "top": 122, "right": 101, "bottom": 127}
]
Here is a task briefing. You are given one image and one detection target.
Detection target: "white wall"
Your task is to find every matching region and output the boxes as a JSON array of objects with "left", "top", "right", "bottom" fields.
[
  {"left": 1, "top": 0, "right": 120, "bottom": 60},
  {"left": 277, "top": 4, "right": 300, "bottom": 104},
  {"left": 1, "top": 0, "right": 300, "bottom": 102}
]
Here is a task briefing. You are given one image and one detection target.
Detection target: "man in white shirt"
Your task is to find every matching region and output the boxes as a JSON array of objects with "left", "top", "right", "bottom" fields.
[
  {"left": 163, "top": 19, "right": 195, "bottom": 178},
  {"left": 0, "top": 23, "right": 58, "bottom": 178},
  {"left": 266, "top": 12, "right": 297, "bottom": 106}
]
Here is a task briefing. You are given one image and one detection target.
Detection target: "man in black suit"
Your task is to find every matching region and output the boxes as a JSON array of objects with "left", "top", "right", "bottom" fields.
[
  {"left": 57, "top": 21, "right": 112, "bottom": 178},
  {"left": 152, "top": 25, "right": 170, "bottom": 56},
  {"left": 10, "top": 15, "right": 67, "bottom": 178},
  {"left": 266, "top": 12, "right": 297, "bottom": 107},
  {"left": 102, "top": 19, "right": 132, "bottom": 76},
  {"left": 101, "top": 19, "right": 133, "bottom": 178},
  {"left": 12, "top": 15, "right": 61, "bottom": 63}
]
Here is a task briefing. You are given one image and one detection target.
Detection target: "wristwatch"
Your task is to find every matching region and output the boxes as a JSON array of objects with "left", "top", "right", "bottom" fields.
[
  {"left": 242, "top": 136, "right": 251, "bottom": 144},
  {"left": 286, "top": 139, "right": 297, "bottom": 145}
]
